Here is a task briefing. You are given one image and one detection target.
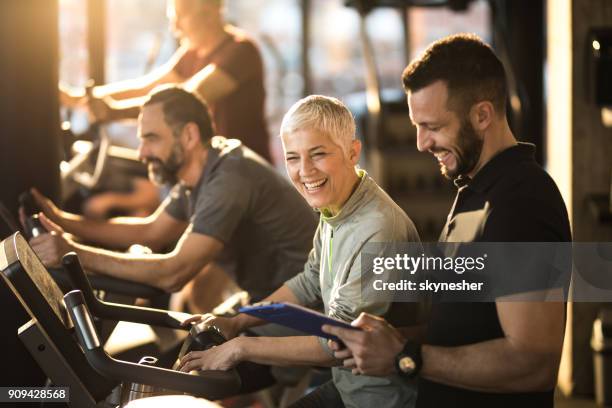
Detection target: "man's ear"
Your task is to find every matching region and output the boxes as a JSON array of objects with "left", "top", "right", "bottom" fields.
[
  {"left": 349, "top": 139, "right": 362, "bottom": 165},
  {"left": 470, "top": 101, "right": 495, "bottom": 132},
  {"left": 181, "top": 122, "right": 201, "bottom": 148}
]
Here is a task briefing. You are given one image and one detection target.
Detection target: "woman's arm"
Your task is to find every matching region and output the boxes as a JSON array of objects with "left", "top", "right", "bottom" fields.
[
  {"left": 238, "top": 335, "right": 336, "bottom": 367},
  {"left": 177, "top": 335, "right": 336, "bottom": 372},
  {"left": 183, "top": 284, "right": 303, "bottom": 340}
]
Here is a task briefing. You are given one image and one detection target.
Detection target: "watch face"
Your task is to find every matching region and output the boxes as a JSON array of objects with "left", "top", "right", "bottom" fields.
[{"left": 399, "top": 356, "right": 416, "bottom": 373}]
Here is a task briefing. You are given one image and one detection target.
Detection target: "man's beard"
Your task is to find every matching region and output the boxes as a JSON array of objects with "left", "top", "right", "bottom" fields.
[
  {"left": 145, "top": 142, "right": 184, "bottom": 186},
  {"left": 441, "top": 119, "right": 483, "bottom": 179}
]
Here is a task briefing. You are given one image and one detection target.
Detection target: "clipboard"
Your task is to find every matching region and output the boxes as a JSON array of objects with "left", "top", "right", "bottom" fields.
[{"left": 239, "top": 302, "right": 360, "bottom": 341}]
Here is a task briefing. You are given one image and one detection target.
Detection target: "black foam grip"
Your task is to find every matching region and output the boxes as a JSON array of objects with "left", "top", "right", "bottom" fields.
[
  {"left": 18, "top": 191, "right": 40, "bottom": 217},
  {"left": 62, "top": 253, "right": 99, "bottom": 309}
]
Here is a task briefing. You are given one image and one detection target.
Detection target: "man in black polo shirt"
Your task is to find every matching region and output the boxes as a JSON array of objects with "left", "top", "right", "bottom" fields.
[{"left": 323, "top": 33, "right": 571, "bottom": 407}]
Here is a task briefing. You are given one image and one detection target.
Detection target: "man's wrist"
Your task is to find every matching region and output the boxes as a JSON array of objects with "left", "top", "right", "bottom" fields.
[{"left": 395, "top": 340, "right": 423, "bottom": 378}]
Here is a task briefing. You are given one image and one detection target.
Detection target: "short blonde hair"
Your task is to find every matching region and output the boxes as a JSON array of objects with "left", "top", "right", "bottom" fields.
[{"left": 280, "top": 95, "right": 356, "bottom": 154}]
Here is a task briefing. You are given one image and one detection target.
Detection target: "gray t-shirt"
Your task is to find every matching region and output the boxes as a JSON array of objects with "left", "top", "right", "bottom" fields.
[{"left": 164, "top": 137, "right": 317, "bottom": 301}]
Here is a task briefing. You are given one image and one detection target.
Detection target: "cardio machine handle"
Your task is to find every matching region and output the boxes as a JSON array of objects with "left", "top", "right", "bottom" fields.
[
  {"left": 61, "top": 253, "right": 190, "bottom": 329},
  {"left": 64, "top": 290, "right": 241, "bottom": 399},
  {"left": 63, "top": 290, "right": 101, "bottom": 351},
  {"left": 18, "top": 191, "right": 47, "bottom": 239}
]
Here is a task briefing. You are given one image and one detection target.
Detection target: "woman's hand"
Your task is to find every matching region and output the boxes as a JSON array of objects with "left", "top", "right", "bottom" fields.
[
  {"left": 181, "top": 313, "right": 241, "bottom": 340},
  {"left": 177, "top": 338, "right": 244, "bottom": 372}
]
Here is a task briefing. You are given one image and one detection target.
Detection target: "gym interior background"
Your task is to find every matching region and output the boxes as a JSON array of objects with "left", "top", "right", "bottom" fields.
[{"left": 0, "top": 0, "right": 611, "bottom": 406}]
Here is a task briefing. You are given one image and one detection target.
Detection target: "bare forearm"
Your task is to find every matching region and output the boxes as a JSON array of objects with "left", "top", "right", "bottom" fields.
[
  {"left": 93, "top": 65, "right": 182, "bottom": 101},
  {"left": 104, "top": 98, "right": 145, "bottom": 120},
  {"left": 94, "top": 80, "right": 158, "bottom": 101},
  {"left": 71, "top": 241, "right": 171, "bottom": 287},
  {"left": 58, "top": 213, "right": 156, "bottom": 250},
  {"left": 113, "top": 179, "right": 160, "bottom": 211},
  {"left": 397, "top": 324, "right": 427, "bottom": 343},
  {"left": 69, "top": 240, "right": 202, "bottom": 292},
  {"left": 238, "top": 336, "right": 336, "bottom": 367},
  {"left": 421, "top": 338, "right": 560, "bottom": 393}
]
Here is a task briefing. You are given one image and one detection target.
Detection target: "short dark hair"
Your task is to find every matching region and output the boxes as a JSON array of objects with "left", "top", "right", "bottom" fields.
[
  {"left": 402, "top": 33, "right": 507, "bottom": 116},
  {"left": 143, "top": 86, "right": 215, "bottom": 143}
]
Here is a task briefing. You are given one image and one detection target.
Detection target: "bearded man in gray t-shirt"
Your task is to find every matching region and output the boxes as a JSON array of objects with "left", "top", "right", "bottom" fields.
[{"left": 28, "top": 86, "right": 317, "bottom": 309}]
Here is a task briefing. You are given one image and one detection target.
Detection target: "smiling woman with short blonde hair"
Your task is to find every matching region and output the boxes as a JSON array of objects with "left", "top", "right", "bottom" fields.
[{"left": 179, "top": 95, "right": 421, "bottom": 408}]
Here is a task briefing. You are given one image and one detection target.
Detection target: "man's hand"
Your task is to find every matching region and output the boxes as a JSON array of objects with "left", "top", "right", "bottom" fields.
[
  {"left": 177, "top": 338, "right": 243, "bottom": 372},
  {"left": 181, "top": 313, "right": 241, "bottom": 340},
  {"left": 29, "top": 213, "right": 73, "bottom": 268},
  {"left": 28, "top": 188, "right": 62, "bottom": 225},
  {"left": 322, "top": 313, "right": 406, "bottom": 376}
]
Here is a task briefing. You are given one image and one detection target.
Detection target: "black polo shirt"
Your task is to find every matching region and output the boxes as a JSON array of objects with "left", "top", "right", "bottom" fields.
[{"left": 416, "top": 143, "right": 571, "bottom": 408}]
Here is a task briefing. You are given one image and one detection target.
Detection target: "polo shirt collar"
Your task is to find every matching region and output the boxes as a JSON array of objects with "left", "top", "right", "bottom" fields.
[
  {"left": 455, "top": 142, "right": 536, "bottom": 193},
  {"left": 190, "top": 136, "right": 240, "bottom": 198}
]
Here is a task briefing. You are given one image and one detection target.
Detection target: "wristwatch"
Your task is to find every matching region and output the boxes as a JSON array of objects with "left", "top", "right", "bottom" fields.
[{"left": 395, "top": 340, "right": 422, "bottom": 378}]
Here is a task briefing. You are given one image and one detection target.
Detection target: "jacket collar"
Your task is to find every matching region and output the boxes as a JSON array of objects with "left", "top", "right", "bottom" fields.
[{"left": 321, "top": 169, "right": 369, "bottom": 228}]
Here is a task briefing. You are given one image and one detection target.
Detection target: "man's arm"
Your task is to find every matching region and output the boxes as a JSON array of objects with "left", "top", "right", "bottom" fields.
[
  {"left": 93, "top": 58, "right": 183, "bottom": 101},
  {"left": 62, "top": 208, "right": 184, "bottom": 251},
  {"left": 87, "top": 46, "right": 239, "bottom": 123},
  {"left": 419, "top": 301, "right": 564, "bottom": 393},
  {"left": 418, "top": 204, "right": 568, "bottom": 392},
  {"left": 83, "top": 47, "right": 186, "bottom": 121},
  {"left": 183, "top": 64, "right": 238, "bottom": 105},
  {"left": 326, "top": 301, "right": 565, "bottom": 393},
  {"left": 31, "top": 215, "right": 222, "bottom": 293},
  {"left": 82, "top": 178, "right": 161, "bottom": 219},
  {"left": 30, "top": 189, "right": 185, "bottom": 251},
  {"left": 74, "top": 230, "right": 222, "bottom": 292},
  {"left": 59, "top": 47, "right": 187, "bottom": 120},
  {"left": 85, "top": 64, "right": 236, "bottom": 122}
]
